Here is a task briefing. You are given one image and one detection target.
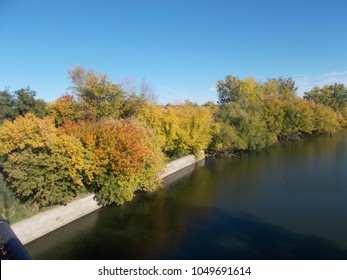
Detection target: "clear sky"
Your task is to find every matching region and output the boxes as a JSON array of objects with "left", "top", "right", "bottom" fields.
[{"left": 1, "top": 0, "right": 347, "bottom": 104}]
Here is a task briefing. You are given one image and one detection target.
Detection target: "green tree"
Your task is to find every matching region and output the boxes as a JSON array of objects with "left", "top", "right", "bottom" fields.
[
  {"left": 0, "top": 87, "right": 47, "bottom": 124},
  {"left": 14, "top": 87, "right": 47, "bottom": 118},
  {"left": 212, "top": 102, "right": 272, "bottom": 152},
  {"left": 216, "top": 75, "right": 241, "bottom": 104},
  {"left": 304, "top": 83, "right": 347, "bottom": 113},
  {"left": 210, "top": 103, "right": 247, "bottom": 153},
  {"left": 0, "top": 90, "right": 16, "bottom": 124}
]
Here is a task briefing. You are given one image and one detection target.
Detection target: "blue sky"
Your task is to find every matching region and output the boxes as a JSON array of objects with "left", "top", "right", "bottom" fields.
[{"left": 1, "top": 0, "right": 347, "bottom": 104}]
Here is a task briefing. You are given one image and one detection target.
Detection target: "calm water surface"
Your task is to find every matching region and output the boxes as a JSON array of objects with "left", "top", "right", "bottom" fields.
[{"left": 26, "top": 130, "right": 347, "bottom": 259}]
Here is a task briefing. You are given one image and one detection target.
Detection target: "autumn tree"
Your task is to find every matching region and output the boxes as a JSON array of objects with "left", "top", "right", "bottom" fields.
[
  {"left": 311, "top": 103, "right": 341, "bottom": 134},
  {"left": 139, "top": 104, "right": 216, "bottom": 158},
  {"left": 260, "top": 94, "right": 285, "bottom": 139},
  {"left": 171, "top": 105, "right": 215, "bottom": 156},
  {"left": 137, "top": 103, "right": 168, "bottom": 151},
  {"left": 47, "top": 94, "right": 81, "bottom": 126},
  {"left": 66, "top": 118, "right": 164, "bottom": 205},
  {"left": 68, "top": 66, "right": 125, "bottom": 120},
  {"left": 0, "top": 114, "right": 93, "bottom": 207}
]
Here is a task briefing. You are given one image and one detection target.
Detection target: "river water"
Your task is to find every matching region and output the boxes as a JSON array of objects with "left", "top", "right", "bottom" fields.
[{"left": 26, "top": 130, "right": 347, "bottom": 259}]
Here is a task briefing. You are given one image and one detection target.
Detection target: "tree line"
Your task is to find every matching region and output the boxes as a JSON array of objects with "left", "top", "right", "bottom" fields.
[
  {"left": 1, "top": 66, "right": 346, "bottom": 220},
  {"left": 208, "top": 76, "right": 346, "bottom": 155}
]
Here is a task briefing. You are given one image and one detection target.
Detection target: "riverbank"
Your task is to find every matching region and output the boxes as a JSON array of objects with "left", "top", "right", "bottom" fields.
[
  {"left": 26, "top": 129, "right": 347, "bottom": 260},
  {"left": 11, "top": 153, "right": 205, "bottom": 245}
]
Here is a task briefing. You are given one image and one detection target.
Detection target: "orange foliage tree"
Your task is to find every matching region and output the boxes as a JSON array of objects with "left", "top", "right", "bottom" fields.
[{"left": 65, "top": 117, "right": 164, "bottom": 205}]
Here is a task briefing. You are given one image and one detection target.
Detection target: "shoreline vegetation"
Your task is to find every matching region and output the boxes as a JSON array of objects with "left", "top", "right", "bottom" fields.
[
  {"left": 1, "top": 66, "right": 347, "bottom": 224},
  {"left": 11, "top": 154, "right": 205, "bottom": 245}
]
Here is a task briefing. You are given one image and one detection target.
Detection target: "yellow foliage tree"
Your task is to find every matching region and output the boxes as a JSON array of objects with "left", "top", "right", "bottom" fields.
[
  {"left": 139, "top": 104, "right": 215, "bottom": 158},
  {"left": 0, "top": 114, "right": 93, "bottom": 206}
]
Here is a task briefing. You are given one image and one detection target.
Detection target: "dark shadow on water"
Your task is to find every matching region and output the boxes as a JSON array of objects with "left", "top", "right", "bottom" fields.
[
  {"left": 26, "top": 204, "right": 347, "bottom": 260},
  {"left": 162, "top": 208, "right": 347, "bottom": 260}
]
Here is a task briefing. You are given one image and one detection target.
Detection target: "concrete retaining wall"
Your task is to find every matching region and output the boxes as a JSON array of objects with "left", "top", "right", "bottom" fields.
[
  {"left": 160, "top": 152, "right": 205, "bottom": 178},
  {"left": 11, "top": 153, "right": 205, "bottom": 245}
]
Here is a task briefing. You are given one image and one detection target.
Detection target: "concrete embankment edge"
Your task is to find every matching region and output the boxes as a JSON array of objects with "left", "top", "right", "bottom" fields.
[{"left": 11, "top": 153, "right": 205, "bottom": 245}]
